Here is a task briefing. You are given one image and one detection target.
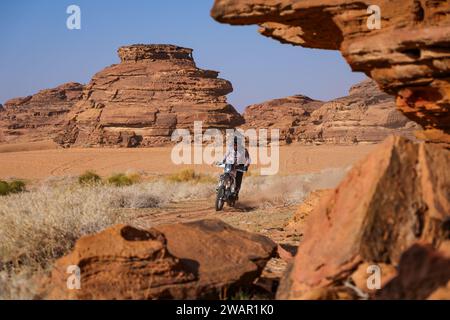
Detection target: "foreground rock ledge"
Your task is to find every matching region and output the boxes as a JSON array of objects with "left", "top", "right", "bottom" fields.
[
  {"left": 211, "top": 0, "right": 450, "bottom": 145},
  {"left": 277, "top": 136, "right": 450, "bottom": 299},
  {"left": 41, "top": 219, "right": 276, "bottom": 300}
]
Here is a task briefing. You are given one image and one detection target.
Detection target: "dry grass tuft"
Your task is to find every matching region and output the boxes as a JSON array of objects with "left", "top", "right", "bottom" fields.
[{"left": 167, "top": 169, "right": 216, "bottom": 184}]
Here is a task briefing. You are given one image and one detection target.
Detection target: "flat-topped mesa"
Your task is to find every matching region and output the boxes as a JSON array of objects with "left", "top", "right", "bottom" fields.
[
  {"left": 56, "top": 44, "right": 243, "bottom": 148},
  {"left": 118, "top": 44, "right": 194, "bottom": 62},
  {"left": 211, "top": 0, "right": 450, "bottom": 146}
]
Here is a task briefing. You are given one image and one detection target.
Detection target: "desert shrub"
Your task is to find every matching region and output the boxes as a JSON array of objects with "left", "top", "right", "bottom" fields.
[
  {"left": 0, "top": 181, "right": 9, "bottom": 196},
  {"left": 167, "top": 169, "right": 216, "bottom": 184},
  {"left": 8, "top": 180, "right": 26, "bottom": 194},
  {"left": 107, "top": 173, "right": 135, "bottom": 187},
  {"left": 78, "top": 171, "right": 102, "bottom": 185},
  {"left": 110, "top": 191, "right": 161, "bottom": 209},
  {"left": 0, "top": 185, "right": 130, "bottom": 268},
  {"left": 0, "top": 180, "right": 26, "bottom": 196},
  {"left": 125, "top": 172, "right": 142, "bottom": 184},
  {"left": 167, "top": 169, "right": 196, "bottom": 182}
]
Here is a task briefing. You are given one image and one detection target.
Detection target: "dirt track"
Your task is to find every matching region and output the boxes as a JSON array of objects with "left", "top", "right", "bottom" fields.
[{"left": 131, "top": 197, "right": 299, "bottom": 281}]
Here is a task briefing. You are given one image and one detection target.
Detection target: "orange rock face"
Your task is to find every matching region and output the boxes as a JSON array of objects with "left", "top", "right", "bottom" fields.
[
  {"left": 55, "top": 44, "right": 244, "bottom": 147},
  {"left": 242, "top": 79, "right": 420, "bottom": 144},
  {"left": 241, "top": 94, "right": 323, "bottom": 143},
  {"left": 42, "top": 219, "right": 276, "bottom": 300},
  {"left": 276, "top": 136, "right": 450, "bottom": 299},
  {"left": 285, "top": 189, "right": 332, "bottom": 235},
  {"left": 376, "top": 243, "right": 450, "bottom": 300},
  {"left": 211, "top": 0, "right": 450, "bottom": 145},
  {"left": 0, "top": 82, "right": 83, "bottom": 144}
]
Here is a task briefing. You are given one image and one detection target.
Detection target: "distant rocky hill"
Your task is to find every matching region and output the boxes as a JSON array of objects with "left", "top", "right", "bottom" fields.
[
  {"left": 241, "top": 79, "right": 420, "bottom": 144},
  {"left": 55, "top": 44, "right": 244, "bottom": 147},
  {"left": 241, "top": 95, "right": 323, "bottom": 143},
  {"left": 0, "top": 82, "right": 83, "bottom": 144}
]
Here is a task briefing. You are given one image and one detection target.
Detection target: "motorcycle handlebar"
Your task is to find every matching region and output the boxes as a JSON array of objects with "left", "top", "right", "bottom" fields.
[{"left": 215, "top": 163, "right": 248, "bottom": 172}]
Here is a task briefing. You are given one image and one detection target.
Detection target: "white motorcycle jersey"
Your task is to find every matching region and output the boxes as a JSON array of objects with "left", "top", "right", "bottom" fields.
[{"left": 223, "top": 147, "right": 251, "bottom": 166}]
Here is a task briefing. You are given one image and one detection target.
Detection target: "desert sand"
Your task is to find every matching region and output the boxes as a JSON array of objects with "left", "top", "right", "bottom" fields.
[{"left": 0, "top": 142, "right": 376, "bottom": 180}]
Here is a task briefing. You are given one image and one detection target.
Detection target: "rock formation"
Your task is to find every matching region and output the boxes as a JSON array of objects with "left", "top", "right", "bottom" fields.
[
  {"left": 241, "top": 94, "right": 323, "bottom": 143},
  {"left": 55, "top": 44, "right": 244, "bottom": 147},
  {"left": 42, "top": 219, "right": 276, "bottom": 300},
  {"left": 211, "top": 0, "right": 450, "bottom": 146},
  {"left": 276, "top": 136, "right": 450, "bottom": 299},
  {"left": 0, "top": 83, "right": 83, "bottom": 144},
  {"left": 242, "top": 79, "right": 420, "bottom": 144}
]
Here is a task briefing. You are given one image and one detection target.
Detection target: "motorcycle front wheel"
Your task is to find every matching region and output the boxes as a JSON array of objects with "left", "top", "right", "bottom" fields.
[{"left": 215, "top": 186, "right": 225, "bottom": 211}]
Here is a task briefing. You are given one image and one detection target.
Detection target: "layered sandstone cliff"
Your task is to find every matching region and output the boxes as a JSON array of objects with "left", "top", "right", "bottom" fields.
[
  {"left": 297, "top": 79, "right": 420, "bottom": 143},
  {"left": 241, "top": 94, "right": 323, "bottom": 143},
  {"left": 211, "top": 0, "right": 450, "bottom": 145},
  {"left": 55, "top": 44, "right": 244, "bottom": 147},
  {"left": 242, "top": 79, "right": 419, "bottom": 144},
  {"left": 0, "top": 82, "right": 83, "bottom": 144}
]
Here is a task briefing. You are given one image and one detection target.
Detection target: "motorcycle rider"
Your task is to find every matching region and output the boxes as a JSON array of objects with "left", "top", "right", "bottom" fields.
[{"left": 222, "top": 136, "right": 251, "bottom": 200}]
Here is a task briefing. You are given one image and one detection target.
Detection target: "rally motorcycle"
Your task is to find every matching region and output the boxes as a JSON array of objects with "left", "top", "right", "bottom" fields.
[{"left": 215, "top": 163, "right": 246, "bottom": 211}]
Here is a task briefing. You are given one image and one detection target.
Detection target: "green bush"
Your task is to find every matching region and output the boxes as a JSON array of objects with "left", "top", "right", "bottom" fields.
[
  {"left": 78, "top": 171, "right": 102, "bottom": 185},
  {"left": 0, "top": 180, "right": 27, "bottom": 196},
  {"left": 8, "top": 180, "right": 26, "bottom": 193},
  {"left": 0, "top": 181, "right": 9, "bottom": 196},
  {"left": 107, "top": 173, "right": 135, "bottom": 187}
]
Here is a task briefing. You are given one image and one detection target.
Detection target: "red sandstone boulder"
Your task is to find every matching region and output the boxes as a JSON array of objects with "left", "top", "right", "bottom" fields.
[
  {"left": 42, "top": 219, "right": 276, "bottom": 300},
  {"left": 276, "top": 136, "right": 450, "bottom": 299}
]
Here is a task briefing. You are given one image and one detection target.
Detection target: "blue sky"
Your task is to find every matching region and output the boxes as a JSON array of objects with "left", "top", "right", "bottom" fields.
[{"left": 0, "top": 0, "right": 366, "bottom": 112}]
